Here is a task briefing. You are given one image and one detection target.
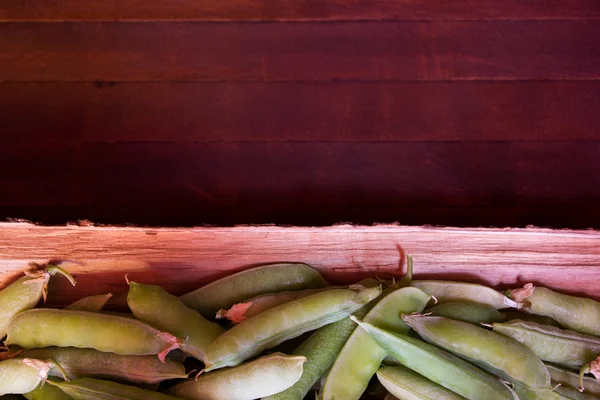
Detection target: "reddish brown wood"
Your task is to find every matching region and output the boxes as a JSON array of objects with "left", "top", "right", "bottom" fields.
[
  {"left": 72, "top": 141, "right": 600, "bottom": 210},
  {"left": 1, "top": 21, "right": 599, "bottom": 81},
  {"left": 2, "top": 81, "right": 599, "bottom": 143},
  {"left": 1, "top": 223, "right": 599, "bottom": 305},
  {"left": 1, "top": 1, "right": 599, "bottom": 21},
  {"left": 0, "top": 143, "right": 78, "bottom": 207}
]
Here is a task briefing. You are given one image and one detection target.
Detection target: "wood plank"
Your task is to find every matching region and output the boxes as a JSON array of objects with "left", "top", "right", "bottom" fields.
[
  {"left": 1, "top": 21, "right": 599, "bottom": 81},
  {"left": 2, "top": 81, "right": 600, "bottom": 142},
  {"left": 1, "top": 223, "right": 599, "bottom": 306},
  {"left": 2, "top": 1, "right": 599, "bottom": 21},
  {"left": 74, "top": 142, "right": 600, "bottom": 209},
  {"left": 0, "top": 143, "right": 78, "bottom": 207}
]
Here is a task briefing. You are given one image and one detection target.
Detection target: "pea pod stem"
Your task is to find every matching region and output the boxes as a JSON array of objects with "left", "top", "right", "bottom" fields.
[{"left": 579, "top": 356, "right": 600, "bottom": 392}]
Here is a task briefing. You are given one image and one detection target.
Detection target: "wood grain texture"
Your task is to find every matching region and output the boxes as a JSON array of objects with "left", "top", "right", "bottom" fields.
[
  {"left": 2, "top": 1, "right": 599, "bottom": 21},
  {"left": 2, "top": 81, "right": 599, "bottom": 143},
  {"left": 75, "top": 141, "right": 600, "bottom": 208},
  {"left": 0, "top": 223, "right": 599, "bottom": 306},
  {"left": 2, "top": 21, "right": 599, "bottom": 82}
]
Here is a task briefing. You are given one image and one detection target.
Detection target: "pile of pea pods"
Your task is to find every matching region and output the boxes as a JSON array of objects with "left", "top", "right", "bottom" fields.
[{"left": 1, "top": 257, "right": 600, "bottom": 400}]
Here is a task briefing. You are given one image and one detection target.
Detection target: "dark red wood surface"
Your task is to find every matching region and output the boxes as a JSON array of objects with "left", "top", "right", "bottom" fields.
[{"left": 1, "top": 2, "right": 599, "bottom": 228}]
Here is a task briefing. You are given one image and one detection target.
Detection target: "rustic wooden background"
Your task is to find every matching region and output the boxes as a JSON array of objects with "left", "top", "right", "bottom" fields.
[{"left": 1, "top": 2, "right": 599, "bottom": 228}]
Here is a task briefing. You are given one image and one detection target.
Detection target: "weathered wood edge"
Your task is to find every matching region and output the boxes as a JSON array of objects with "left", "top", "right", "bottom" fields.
[{"left": 1, "top": 222, "right": 599, "bottom": 304}]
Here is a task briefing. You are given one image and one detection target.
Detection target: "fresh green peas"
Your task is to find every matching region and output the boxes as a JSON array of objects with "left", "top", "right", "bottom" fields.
[
  {"left": 6, "top": 309, "right": 184, "bottom": 362},
  {"left": 262, "top": 305, "right": 370, "bottom": 400},
  {"left": 65, "top": 294, "right": 112, "bottom": 312},
  {"left": 168, "top": 353, "right": 306, "bottom": 400},
  {"left": 426, "top": 301, "right": 504, "bottom": 325},
  {"left": 179, "top": 263, "right": 327, "bottom": 318},
  {"left": 492, "top": 320, "right": 600, "bottom": 367},
  {"left": 24, "top": 377, "right": 73, "bottom": 400},
  {"left": 546, "top": 364, "right": 600, "bottom": 397},
  {"left": 403, "top": 314, "right": 551, "bottom": 389},
  {"left": 216, "top": 287, "right": 338, "bottom": 324},
  {"left": 0, "top": 264, "right": 75, "bottom": 338},
  {"left": 0, "top": 358, "right": 65, "bottom": 396},
  {"left": 127, "top": 281, "right": 224, "bottom": 361},
  {"left": 203, "top": 286, "right": 381, "bottom": 372},
  {"left": 411, "top": 280, "right": 521, "bottom": 309},
  {"left": 21, "top": 347, "right": 188, "bottom": 384},
  {"left": 500, "top": 311, "right": 560, "bottom": 327},
  {"left": 377, "top": 365, "right": 466, "bottom": 400},
  {"left": 350, "top": 318, "right": 516, "bottom": 400},
  {"left": 321, "top": 287, "right": 431, "bottom": 400},
  {"left": 509, "top": 284, "right": 600, "bottom": 336},
  {"left": 49, "top": 378, "right": 184, "bottom": 400}
]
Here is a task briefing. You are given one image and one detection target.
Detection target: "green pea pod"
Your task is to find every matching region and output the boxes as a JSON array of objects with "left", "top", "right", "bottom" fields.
[
  {"left": 203, "top": 286, "right": 381, "bottom": 372},
  {"left": 6, "top": 309, "right": 184, "bottom": 362},
  {"left": 512, "top": 383, "right": 563, "bottom": 400},
  {"left": 403, "top": 314, "right": 551, "bottom": 389},
  {"left": 426, "top": 301, "right": 504, "bottom": 325},
  {"left": 64, "top": 294, "right": 113, "bottom": 312},
  {"left": 377, "top": 365, "right": 466, "bottom": 400},
  {"left": 321, "top": 287, "right": 431, "bottom": 400},
  {"left": 492, "top": 320, "right": 600, "bottom": 367},
  {"left": 24, "top": 378, "right": 73, "bottom": 400},
  {"left": 49, "top": 378, "right": 183, "bottom": 400},
  {"left": 0, "top": 264, "right": 75, "bottom": 338},
  {"left": 179, "top": 263, "right": 327, "bottom": 318},
  {"left": 127, "top": 281, "right": 224, "bottom": 361},
  {"left": 21, "top": 347, "right": 187, "bottom": 384},
  {"left": 0, "top": 358, "right": 65, "bottom": 396},
  {"left": 546, "top": 364, "right": 600, "bottom": 396},
  {"left": 411, "top": 280, "right": 521, "bottom": 309},
  {"left": 262, "top": 305, "right": 371, "bottom": 400},
  {"left": 216, "top": 287, "right": 339, "bottom": 324},
  {"left": 509, "top": 284, "right": 600, "bottom": 336},
  {"left": 169, "top": 353, "right": 306, "bottom": 400},
  {"left": 350, "top": 318, "right": 516, "bottom": 400},
  {"left": 553, "top": 386, "right": 599, "bottom": 400},
  {"left": 501, "top": 311, "right": 561, "bottom": 327}
]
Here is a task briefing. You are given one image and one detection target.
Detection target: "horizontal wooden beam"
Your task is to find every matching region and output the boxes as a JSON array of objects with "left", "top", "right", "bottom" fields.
[
  {"left": 3, "top": 81, "right": 599, "bottom": 142},
  {"left": 1, "top": 1, "right": 599, "bottom": 21},
  {"left": 1, "top": 21, "right": 599, "bottom": 81},
  {"left": 1, "top": 223, "right": 599, "bottom": 306}
]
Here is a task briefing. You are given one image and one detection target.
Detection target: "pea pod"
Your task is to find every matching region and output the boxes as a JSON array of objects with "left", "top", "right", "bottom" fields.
[
  {"left": 49, "top": 378, "right": 183, "bottom": 400},
  {"left": 377, "top": 365, "right": 466, "bottom": 400},
  {"left": 501, "top": 311, "right": 560, "bottom": 327},
  {"left": 24, "top": 378, "right": 73, "bottom": 400},
  {"left": 403, "top": 314, "right": 551, "bottom": 389},
  {"left": 321, "top": 287, "right": 431, "bottom": 400},
  {"left": 179, "top": 263, "right": 327, "bottom": 318},
  {"left": 203, "top": 285, "right": 381, "bottom": 371},
  {"left": 262, "top": 306, "right": 370, "bottom": 400},
  {"left": 509, "top": 284, "right": 600, "bottom": 336},
  {"left": 426, "top": 301, "right": 504, "bottom": 325},
  {"left": 553, "top": 386, "right": 599, "bottom": 400},
  {"left": 512, "top": 383, "right": 563, "bottom": 400},
  {"left": 65, "top": 294, "right": 112, "bottom": 312},
  {"left": 411, "top": 280, "right": 521, "bottom": 309},
  {"left": 579, "top": 356, "right": 600, "bottom": 392},
  {"left": 492, "top": 320, "right": 600, "bottom": 367},
  {"left": 0, "top": 358, "right": 66, "bottom": 396},
  {"left": 169, "top": 353, "right": 306, "bottom": 400},
  {"left": 546, "top": 364, "right": 600, "bottom": 396},
  {"left": 350, "top": 318, "right": 516, "bottom": 400},
  {"left": 216, "top": 287, "right": 339, "bottom": 324},
  {"left": 6, "top": 309, "right": 184, "bottom": 362},
  {"left": 127, "top": 281, "right": 224, "bottom": 361},
  {"left": 21, "top": 347, "right": 187, "bottom": 384},
  {"left": 0, "top": 264, "right": 75, "bottom": 338}
]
